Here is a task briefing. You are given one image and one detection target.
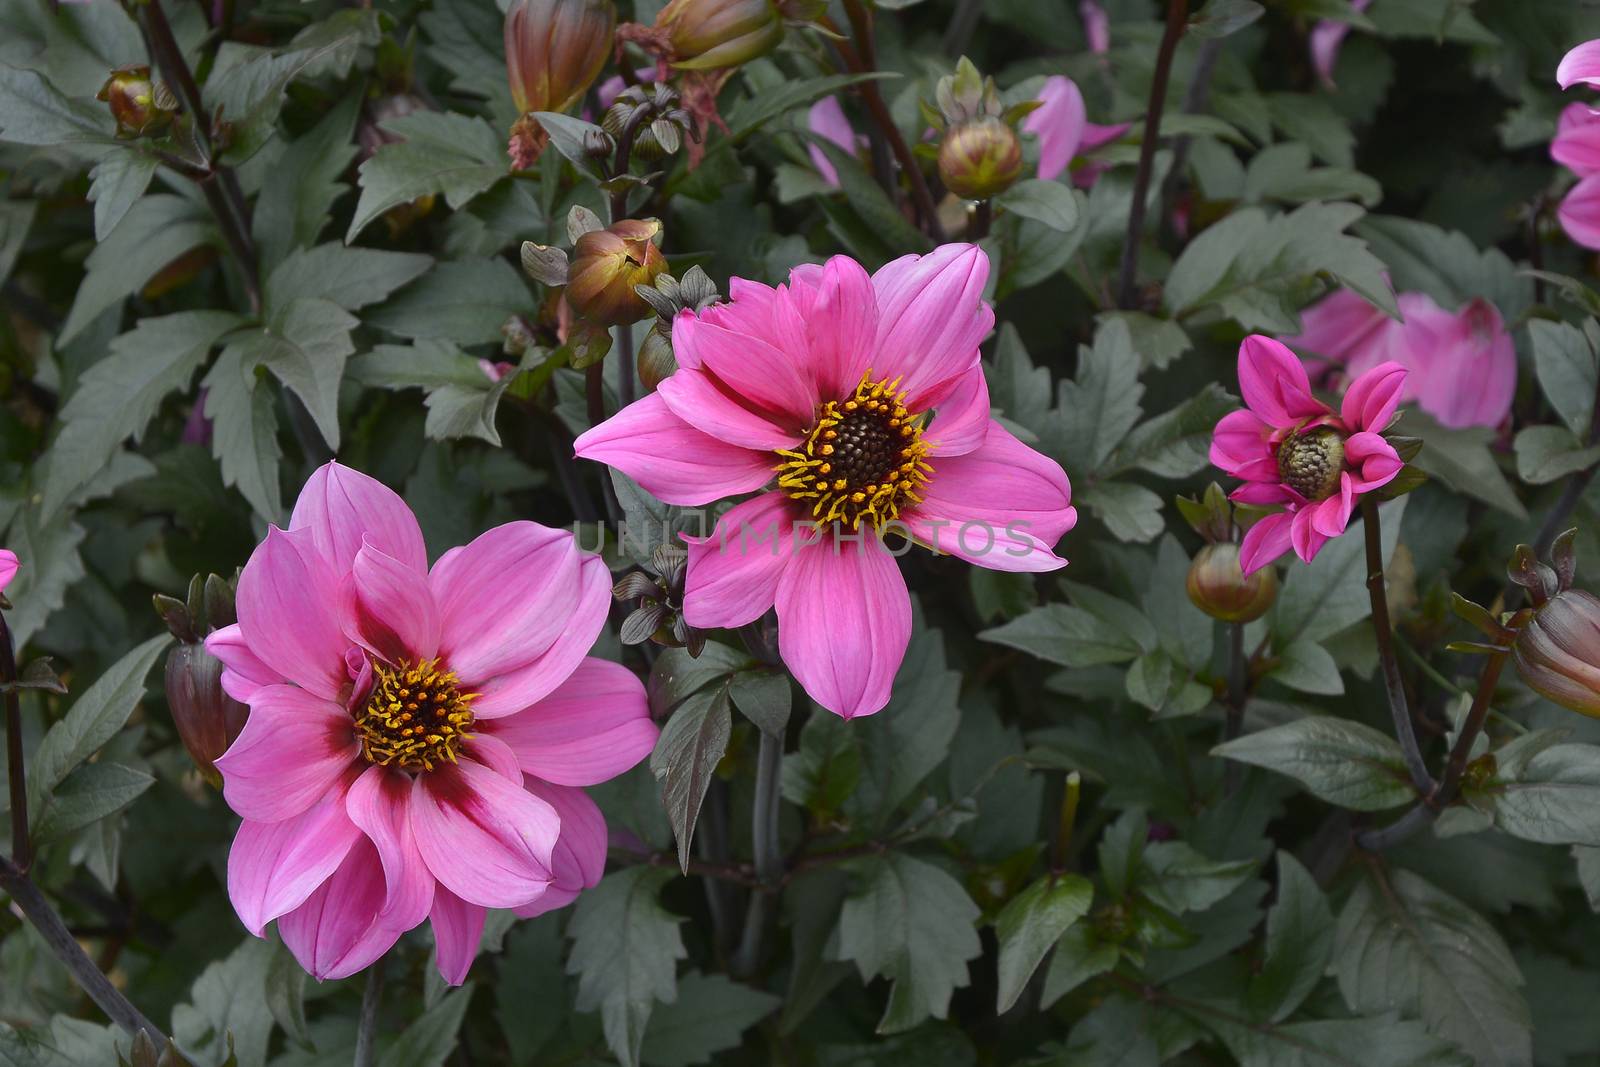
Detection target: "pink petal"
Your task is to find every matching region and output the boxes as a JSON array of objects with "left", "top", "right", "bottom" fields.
[
  {"left": 1345, "top": 431, "right": 1403, "bottom": 490},
  {"left": 657, "top": 368, "right": 807, "bottom": 452},
  {"left": 279, "top": 838, "right": 404, "bottom": 981},
  {"left": 431, "top": 521, "right": 583, "bottom": 683},
  {"left": 466, "top": 732, "right": 525, "bottom": 783},
  {"left": 289, "top": 461, "right": 427, "bottom": 577},
  {"left": 1411, "top": 299, "right": 1516, "bottom": 429},
  {"left": 236, "top": 527, "right": 350, "bottom": 701},
  {"left": 1231, "top": 481, "right": 1299, "bottom": 506},
  {"left": 1210, "top": 409, "right": 1279, "bottom": 482},
  {"left": 429, "top": 887, "right": 486, "bottom": 986},
  {"left": 903, "top": 420, "right": 1075, "bottom": 572},
  {"left": 672, "top": 312, "right": 817, "bottom": 430},
  {"left": 227, "top": 781, "right": 362, "bottom": 937},
  {"left": 1238, "top": 512, "right": 1293, "bottom": 575},
  {"left": 1239, "top": 335, "right": 1326, "bottom": 428},
  {"left": 1023, "top": 76, "right": 1086, "bottom": 182},
  {"left": 465, "top": 554, "right": 612, "bottom": 718},
  {"left": 215, "top": 685, "right": 359, "bottom": 823},
  {"left": 206, "top": 622, "right": 284, "bottom": 703},
  {"left": 1560, "top": 174, "right": 1600, "bottom": 250},
  {"left": 682, "top": 493, "right": 795, "bottom": 629},
  {"left": 572, "top": 392, "right": 776, "bottom": 507},
  {"left": 343, "top": 542, "right": 440, "bottom": 665},
  {"left": 0, "top": 549, "right": 17, "bottom": 593},
  {"left": 523, "top": 778, "right": 608, "bottom": 894},
  {"left": 804, "top": 255, "right": 880, "bottom": 401},
  {"left": 1310, "top": 19, "right": 1353, "bottom": 87},
  {"left": 807, "top": 96, "right": 855, "bottom": 187},
  {"left": 482, "top": 658, "right": 657, "bottom": 787},
  {"left": 775, "top": 537, "right": 910, "bottom": 719},
  {"left": 1553, "top": 102, "right": 1600, "bottom": 177},
  {"left": 1558, "top": 39, "right": 1600, "bottom": 90},
  {"left": 870, "top": 244, "right": 995, "bottom": 410},
  {"left": 1080, "top": 0, "right": 1109, "bottom": 52},
  {"left": 1290, "top": 507, "right": 1333, "bottom": 563},
  {"left": 1340, "top": 360, "right": 1406, "bottom": 432},
  {"left": 512, "top": 886, "right": 581, "bottom": 919},
  {"left": 1080, "top": 121, "right": 1130, "bottom": 153},
  {"left": 410, "top": 757, "right": 559, "bottom": 908},
  {"left": 1281, "top": 287, "right": 1394, "bottom": 369},
  {"left": 346, "top": 766, "right": 435, "bottom": 932},
  {"left": 1309, "top": 477, "right": 1356, "bottom": 537},
  {"left": 923, "top": 368, "right": 992, "bottom": 458}
]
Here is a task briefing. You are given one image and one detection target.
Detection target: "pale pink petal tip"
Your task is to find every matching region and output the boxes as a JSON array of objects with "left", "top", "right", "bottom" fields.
[
  {"left": 807, "top": 96, "right": 855, "bottom": 188},
  {"left": 1558, "top": 39, "right": 1600, "bottom": 90},
  {"left": 0, "top": 549, "right": 16, "bottom": 594},
  {"left": 1340, "top": 360, "right": 1406, "bottom": 433},
  {"left": 1023, "top": 76, "right": 1086, "bottom": 182}
]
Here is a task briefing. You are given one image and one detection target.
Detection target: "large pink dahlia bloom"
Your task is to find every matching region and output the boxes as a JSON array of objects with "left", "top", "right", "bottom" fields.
[
  {"left": 574, "top": 244, "right": 1076, "bottom": 719},
  {"left": 1210, "top": 336, "right": 1407, "bottom": 575},
  {"left": 205, "top": 462, "right": 657, "bottom": 984}
]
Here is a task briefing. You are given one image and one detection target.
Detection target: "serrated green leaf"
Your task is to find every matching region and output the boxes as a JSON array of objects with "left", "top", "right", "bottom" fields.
[
  {"left": 640, "top": 971, "right": 780, "bottom": 1067},
  {"left": 203, "top": 346, "right": 283, "bottom": 522},
  {"left": 87, "top": 149, "right": 158, "bottom": 242},
  {"left": 59, "top": 194, "right": 216, "bottom": 343},
  {"left": 1469, "top": 743, "right": 1600, "bottom": 846},
  {"left": 0, "top": 62, "right": 116, "bottom": 146},
  {"left": 377, "top": 985, "right": 474, "bottom": 1067},
  {"left": 348, "top": 112, "right": 507, "bottom": 242},
  {"left": 368, "top": 257, "right": 532, "bottom": 346},
  {"left": 265, "top": 245, "right": 432, "bottom": 315}
]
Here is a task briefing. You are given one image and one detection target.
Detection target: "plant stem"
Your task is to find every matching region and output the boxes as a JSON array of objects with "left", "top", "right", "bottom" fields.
[
  {"left": 584, "top": 365, "right": 621, "bottom": 523},
  {"left": 1116, "top": 0, "right": 1188, "bottom": 309},
  {"left": 1361, "top": 496, "right": 1433, "bottom": 794},
  {"left": 2, "top": 612, "right": 27, "bottom": 870},
  {"left": 0, "top": 856, "right": 166, "bottom": 1043},
  {"left": 941, "top": 0, "right": 984, "bottom": 56},
  {"left": 971, "top": 199, "right": 992, "bottom": 240},
  {"left": 1222, "top": 621, "right": 1246, "bottom": 795},
  {"left": 732, "top": 728, "right": 783, "bottom": 977},
  {"left": 616, "top": 324, "right": 636, "bottom": 409},
  {"left": 354, "top": 958, "right": 384, "bottom": 1067},
  {"left": 1159, "top": 35, "right": 1223, "bottom": 230}
]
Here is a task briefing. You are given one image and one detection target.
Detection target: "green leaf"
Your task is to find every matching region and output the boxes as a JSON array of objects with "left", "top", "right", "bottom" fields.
[
  {"left": 1106, "top": 383, "right": 1237, "bottom": 479},
  {"left": 27, "top": 633, "right": 170, "bottom": 812},
  {"left": 1141, "top": 841, "right": 1258, "bottom": 913},
  {"left": 722, "top": 72, "right": 894, "bottom": 144},
  {"left": 59, "top": 194, "right": 216, "bottom": 343},
  {"left": 1271, "top": 496, "right": 1406, "bottom": 646},
  {"left": 1468, "top": 743, "right": 1600, "bottom": 846},
  {"left": 1395, "top": 411, "right": 1525, "bottom": 517},
  {"left": 1245, "top": 853, "right": 1334, "bottom": 1023},
  {"left": 647, "top": 642, "right": 753, "bottom": 716},
  {"left": 1265, "top": 93, "right": 1354, "bottom": 167},
  {"left": 224, "top": 298, "right": 359, "bottom": 451},
  {"left": 1211, "top": 716, "right": 1416, "bottom": 811},
  {"left": 378, "top": 985, "right": 474, "bottom": 1067},
  {"left": 264, "top": 245, "right": 432, "bottom": 315},
  {"left": 1, "top": 507, "right": 87, "bottom": 648},
  {"left": 994, "top": 874, "right": 1094, "bottom": 1013},
  {"left": 41, "top": 310, "right": 243, "bottom": 522},
  {"left": 1334, "top": 867, "right": 1530, "bottom": 1067},
  {"left": 170, "top": 937, "right": 277, "bottom": 1067},
  {"left": 996, "top": 178, "right": 1080, "bottom": 231},
  {"left": 263, "top": 941, "right": 311, "bottom": 1051},
  {"left": 729, "top": 667, "right": 791, "bottom": 736},
  {"left": 985, "top": 324, "right": 1053, "bottom": 438},
  {"left": 0, "top": 200, "right": 37, "bottom": 288},
  {"left": 1053, "top": 318, "right": 1143, "bottom": 475},
  {"left": 348, "top": 112, "right": 507, "bottom": 242},
  {"left": 1513, "top": 425, "right": 1600, "bottom": 485},
  {"left": 31, "top": 762, "right": 153, "bottom": 844},
  {"left": 1124, "top": 650, "right": 1174, "bottom": 712},
  {"left": 781, "top": 712, "right": 861, "bottom": 815},
  {"left": 1355, "top": 215, "right": 1531, "bottom": 324},
  {"left": 649, "top": 685, "right": 733, "bottom": 873},
  {"left": 1189, "top": 0, "right": 1265, "bottom": 38},
  {"left": 1039, "top": 924, "right": 1119, "bottom": 1008},
  {"left": 87, "top": 149, "right": 159, "bottom": 242},
  {"left": 1241, "top": 142, "right": 1381, "bottom": 207},
  {"left": 353, "top": 339, "right": 519, "bottom": 447},
  {"left": 0, "top": 63, "right": 115, "bottom": 145},
  {"left": 1269, "top": 640, "right": 1344, "bottom": 695},
  {"left": 832, "top": 853, "right": 982, "bottom": 1034},
  {"left": 812, "top": 139, "right": 930, "bottom": 257},
  {"left": 1193, "top": 1010, "right": 1477, "bottom": 1067},
  {"left": 1079, "top": 481, "right": 1164, "bottom": 543},
  {"left": 640, "top": 971, "right": 780, "bottom": 1066},
  {"left": 203, "top": 345, "right": 284, "bottom": 522},
  {"left": 567, "top": 867, "right": 687, "bottom": 1067},
  {"left": 980, "top": 603, "right": 1143, "bottom": 668},
  {"left": 1526, "top": 318, "right": 1598, "bottom": 438},
  {"left": 847, "top": 622, "right": 963, "bottom": 821},
  {"left": 253, "top": 94, "right": 360, "bottom": 271},
  {"left": 368, "top": 257, "right": 532, "bottom": 346}
]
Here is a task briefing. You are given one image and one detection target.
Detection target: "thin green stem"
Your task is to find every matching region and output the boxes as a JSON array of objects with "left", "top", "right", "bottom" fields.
[
  {"left": 354, "top": 958, "right": 384, "bottom": 1067},
  {"left": 1361, "top": 497, "right": 1433, "bottom": 794},
  {"left": 2, "top": 611, "right": 27, "bottom": 870},
  {"left": 1116, "top": 0, "right": 1187, "bottom": 308},
  {"left": 1222, "top": 621, "right": 1246, "bottom": 796},
  {"left": 732, "top": 729, "right": 783, "bottom": 977}
]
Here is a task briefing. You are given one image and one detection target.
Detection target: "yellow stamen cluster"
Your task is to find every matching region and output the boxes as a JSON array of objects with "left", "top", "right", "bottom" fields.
[
  {"left": 353, "top": 658, "right": 476, "bottom": 771},
  {"left": 775, "top": 372, "right": 933, "bottom": 530}
]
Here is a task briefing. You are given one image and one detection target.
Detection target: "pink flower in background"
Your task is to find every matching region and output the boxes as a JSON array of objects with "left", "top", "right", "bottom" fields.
[
  {"left": 1211, "top": 337, "right": 1406, "bottom": 574},
  {"left": 1022, "top": 76, "right": 1129, "bottom": 186},
  {"left": 207, "top": 462, "right": 656, "bottom": 984},
  {"left": 806, "top": 96, "right": 860, "bottom": 188},
  {"left": 575, "top": 245, "right": 1075, "bottom": 719},
  {"left": 1558, "top": 39, "right": 1600, "bottom": 90},
  {"left": 1309, "top": 0, "right": 1372, "bottom": 88},
  {"left": 0, "top": 549, "right": 17, "bottom": 594},
  {"left": 1080, "top": 0, "right": 1110, "bottom": 54},
  {"left": 1555, "top": 39, "right": 1600, "bottom": 249}
]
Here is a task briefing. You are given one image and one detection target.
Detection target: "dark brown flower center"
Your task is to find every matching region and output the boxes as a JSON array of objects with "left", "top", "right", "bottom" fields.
[
  {"left": 1277, "top": 428, "right": 1345, "bottom": 502},
  {"left": 353, "top": 658, "right": 475, "bottom": 771}
]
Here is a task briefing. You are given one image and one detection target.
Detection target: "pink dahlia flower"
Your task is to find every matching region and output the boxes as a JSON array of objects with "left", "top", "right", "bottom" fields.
[
  {"left": 1080, "top": 0, "right": 1110, "bottom": 54},
  {"left": 0, "top": 549, "right": 16, "bottom": 594},
  {"left": 1309, "top": 0, "right": 1371, "bottom": 88},
  {"left": 574, "top": 245, "right": 1076, "bottom": 719},
  {"left": 1022, "top": 76, "right": 1130, "bottom": 186},
  {"left": 1553, "top": 102, "right": 1600, "bottom": 250},
  {"left": 205, "top": 462, "right": 657, "bottom": 984},
  {"left": 1210, "top": 336, "right": 1407, "bottom": 575}
]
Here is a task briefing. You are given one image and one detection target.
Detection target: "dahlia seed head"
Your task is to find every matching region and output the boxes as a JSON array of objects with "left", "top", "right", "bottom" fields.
[{"left": 1276, "top": 428, "right": 1345, "bottom": 501}]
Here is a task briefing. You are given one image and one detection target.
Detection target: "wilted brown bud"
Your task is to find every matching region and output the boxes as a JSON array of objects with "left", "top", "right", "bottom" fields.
[
  {"left": 97, "top": 65, "right": 174, "bottom": 137},
  {"left": 1186, "top": 542, "right": 1278, "bottom": 624},
  {"left": 1513, "top": 588, "right": 1600, "bottom": 717},
  {"left": 504, "top": 0, "right": 616, "bottom": 115},
  {"left": 165, "top": 643, "right": 248, "bottom": 788},
  {"left": 567, "top": 218, "right": 668, "bottom": 325},
  {"left": 938, "top": 117, "right": 1022, "bottom": 201},
  {"left": 637, "top": 328, "right": 677, "bottom": 391},
  {"left": 657, "top": 0, "right": 783, "bottom": 71}
]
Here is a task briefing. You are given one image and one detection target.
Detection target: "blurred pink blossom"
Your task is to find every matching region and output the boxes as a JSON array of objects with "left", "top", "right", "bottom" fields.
[
  {"left": 1079, "top": 0, "right": 1109, "bottom": 54},
  {"left": 806, "top": 95, "right": 860, "bottom": 188},
  {"left": 1022, "top": 76, "right": 1129, "bottom": 186}
]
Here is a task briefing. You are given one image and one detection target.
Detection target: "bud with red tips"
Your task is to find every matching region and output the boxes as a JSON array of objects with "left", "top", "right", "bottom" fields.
[
  {"left": 156, "top": 574, "right": 247, "bottom": 787},
  {"left": 566, "top": 218, "right": 668, "bottom": 326},
  {"left": 657, "top": 0, "right": 783, "bottom": 71},
  {"left": 1186, "top": 542, "right": 1278, "bottom": 624},
  {"left": 504, "top": 0, "right": 616, "bottom": 115},
  {"left": 1507, "top": 531, "right": 1600, "bottom": 717},
  {"left": 938, "top": 117, "right": 1023, "bottom": 200},
  {"left": 97, "top": 65, "right": 175, "bottom": 138}
]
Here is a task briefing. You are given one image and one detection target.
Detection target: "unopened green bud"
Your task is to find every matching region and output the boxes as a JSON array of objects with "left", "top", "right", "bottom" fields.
[
  {"left": 1186, "top": 542, "right": 1278, "bottom": 623},
  {"left": 658, "top": 0, "right": 783, "bottom": 71},
  {"left": 637, "top": 328, "right": 678, "bottom": 391},
  {"left": 97, "top": 65, "right": 174, "bottom": 137},
  {"left": 938, "top": 117, "right": 1022, "bottom": 200},
  {"left": 567, "top": 218, "right": 668, "bottom": 326}
]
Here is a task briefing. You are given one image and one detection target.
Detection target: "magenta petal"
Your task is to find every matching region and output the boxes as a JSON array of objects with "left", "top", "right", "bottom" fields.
[
  {"left": 673, "top": 312, "right": 817, "bottom": 428},
  {"left": 1558, "top": 38, "right": 1600, "bottom": 89},
  {"left": 870, "top": 244, "right": 994, "bottom": 409},
  {"left": 1290, "top": 507, "right": 1332, "bottom": 563},
  {"left": 1238, "top": 336, "right": 1326, "bottom": 428},
  {"left": 227, "top": 784, "right": 361, "bottom": 937},
  {"left": 1560, "top": 174, "right": 1600, "bottom": 251},
  {"left": 206, "top": 623, "right": 284, "bottom": 703},
  {"left": 1230, "top": 481, "right": 1297, "bottom": 506},
  {"left": 1553, "top": 102, "right": 1600, "bottom": 177},
  {"left": 1210, "top": 409, "right": 1277, "bottom": 478},
  {"left": 344, "top": 542, "right": 440, "bottom": 665},
  {"left": 1282, "top": 287, "right": 1394, "bottom": 368},
  {"left": 346, "top": 766, "right": 435, "bottom": 932},
  {"left": 523, "top": 777, "right": 608, "bottom": 894},
  {"left": 1345, "top": 431, "right": 1403, "bottom": 490},
  {"left": 0, "top": 549, "right": 17, "bottom": 594},
  {"left": 429, "top": 886, "right": 486, "bottom": 986},
  {"left": 573, "top": 392, "right": 775, "bottom": 507},
  {"left": 683, "top": 493, "right": 794, "bottom": 629},
  {"left": 903, "top": 420, "right": 1075, "bottom": 572},
  {"left": 1238, "top": 512, "right": 1293, "bottom": 575},
  {"left": 775, "top": 538, "right": 910, "bottom": 719},
  {"left": 483, "top": 658, "right": 657, "bottom": 787},
  {"left": 466, "top": 732, "right": 525, "bottom": 784},
  {"left": 290, "top": 461, "right": 427, "bottom": 578},
  {"left": 1414, "top": 299, "right": 1514, "bottom": 430},
  {"left": 279, "top": 838, "right": 404, "bottom": 981},
  {"left": 806, "top": 96, "right": 854, "bottom": 187},
  {"left": 236, "top": 527, "right": 350, "bottom": 701},
  {"left": 215, "top": 685, "right": 359, "bottom": 822},
  {"left": 1340, "top": 360, "right": 1406, "bottom": 432},
  {"left": 806, "top": 255, "right": 879, "bottom": 400},
  {"left": 1022, "top": 76, "right": 1086, "bottom": 182},
  {"left": 923, "top": 368, "right": 992, "bottom": 458},
  {"left": 658, "top": 368, "right": 807, "bottom": 452},
  {"left": 411, "top": 758, "right": 558, "bottom": 908},
  {"left": 1309, "top": 479, "right": 1355, "bottom": 537},
  {"left": 512, "top": 886, "right": 581, "bottom": 919}
]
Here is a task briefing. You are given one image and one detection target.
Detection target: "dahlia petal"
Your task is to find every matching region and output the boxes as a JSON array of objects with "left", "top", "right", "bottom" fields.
[
  {"left": 1238, "top": 336, "right": 1325, "bottom": 428},
  {"left": 870, "top": 244, "right": 994, "bottom": 409},
  {"left": 411, "top": 757, "right": 559, "bottom": 908},
  {"left": 923, "top": 368, "right": 992, "bottom": 458},
  {"left": 657, "top": 368, "right": 807, "bottom": 451},
  {"left": 1281, "top": 287, "right": 1393, "bottom": 368},
  {"left": 289, "top": 461, "right": 427, "bottom": 577},
  {"left": 1309, "top": 477, "right": 1356, "bottom": 537},
  {"left": 1310, "top": 19, "right": 1352, "bottom": 87},
  {"left": 345, "top": 542, "right": 440, "bottom": 665},
  {"left": 512, "top": 887, "right": 581, "bottom": 919},
  {"left": 1023, "top": 76, "right": 1086, "bottom": 182},
  {"left": 807, "top": 96, "right": 854, "bottom": 187},
  {"left": 483, "top": 658, "right": 657, "bottom": 787},
  {"left": 1230, "top": 481, "right": 1298, "bottom": 506},
  {"left": 236, "top": 527, "right": 350, "bottom": 701},
  {"left": 902, "top": 420, "right": 1075, "bottom": 572},
  {"left": 1552, "top": 102, "right": 1600, "bottom": 177},
  {"left": 227, "top": 784, "right": 361, "bottom": 937},
  {"left": 775, "top": 537, "right": 910, "bottom": 719},
  {"left": 1290, "top": 507, "right": 1333, "bottom": 563},
  {"left": 1080, "top": 121, "right": 1130, "bottom": 152},
  {"left": 682, "top": 493, "right": 795, "bottom": 629},
  {"left": 429, "top": 887, "right": 486, "bottom": 986},
  {"left": 279, "top": 839, "right": 403, "bottom": 981},
  {"left": 523, "top": 777, "right": 608, "bottom": 893},
  {"left": 1080, "top": 0, "right": 1109, "bottom": 52},
  {"left": 1238, "top": 512, "right": 1294, "bottom": 575},
  {"left": 806, "top": 255, "right": 879, "bottom": 400},
  {"left": 1560, "top": 174, "right": 1600, "bottom": 251},
  {"left": 467, "top": 555, "right": 612, "bottom": 718},
  {"left": 346, "top": 766, "right": 435, "bottom": 932},
  {"left": 1344, "top": 431, "right": 1403, "bottom": 490},
  {"left": 215, "top": 685, "right": 359, "bottom": 823},
  {"left": 1414, "top": 299, "right": 1516, "bottom": 430},
  {"left": 572, "top": 392, "right": 775, "bottom": 507},
  {"left": 206, "top": 623, "right": 284, "bottom": 703},
  {"left": 673, "top": 313, "right": 817, "bottom": 429},
  {"left": 1210, "top": 409, "right": 1277, "bottom": 478},
  {"left": 465, "top": 732, "right": 525, "bottom": 784},
  {"left": 1557, "top": 38, "right": 1600, "bottom": 90},
  {"left": 1340, "top": 360, "right": 1407, "bottom": 432},
  {"left": 0, "top": 549, "right": 17, "bottom": 594},
  {"left": 431, "top": 521, "right": 582, "bottom": 682}
]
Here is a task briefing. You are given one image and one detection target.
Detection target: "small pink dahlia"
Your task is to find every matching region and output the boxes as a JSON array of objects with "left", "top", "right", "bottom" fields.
[
  {"left": 1210, "top": 336, "right": 1407, "bottom": 575},
  {"left": 574, "top": 245, "right": 1076, "bottom": 719},
  {"left": 206, "top": 462, "right": 657, "bottom": 984},
  {"left": 0, "top": 549, "right": 16, "bottom": 594}
]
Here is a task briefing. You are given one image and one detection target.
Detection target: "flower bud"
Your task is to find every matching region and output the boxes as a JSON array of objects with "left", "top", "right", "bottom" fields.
[
  {"left": 938, "top": 117, "right": 1022, "bottom": 200},
  {"left": 97, "top": 66, "right": 174, "bottom": 137},
  {"left": 504, "top": 0, "right": 616, "bottom": 115},
  {"left": 1513, "top": 588, "right": 1600, "bottom": 717},
  {"left": 566, "top": 218, "right": 668, "bottom": 325},
  {"left": 657, "top": 0, "right": 783, "bottom": 71},
  {"left": 637, "top": 328, "right": 678, "bottom": 391},
  {"left": 1186, "top": 542, "right": 1278, "bottom": 623},
  {"left": 165, "top": 643, "right": 248, "bottom": 787}
]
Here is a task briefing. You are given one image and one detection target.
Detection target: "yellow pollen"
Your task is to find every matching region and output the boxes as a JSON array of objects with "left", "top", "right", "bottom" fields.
[
  {"left": 352, "top": 657, "right": 477, "bottom": 772},
  {"left": 774, "top": 371, "right": 934, "bottom": 531}
]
